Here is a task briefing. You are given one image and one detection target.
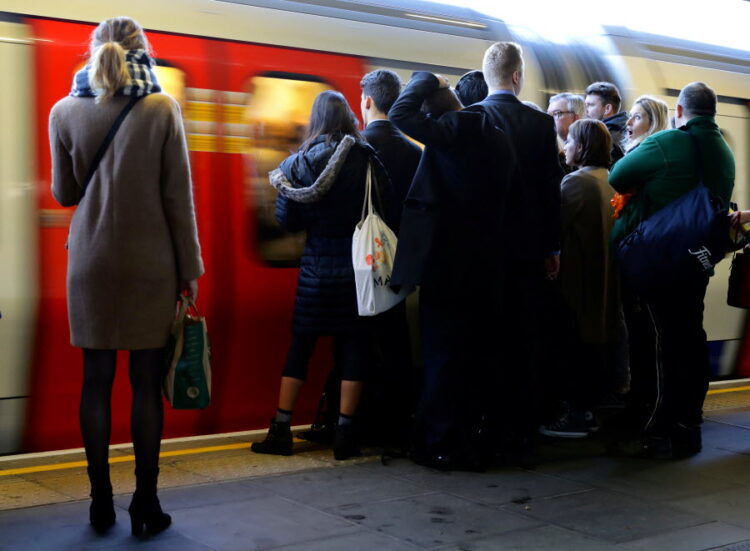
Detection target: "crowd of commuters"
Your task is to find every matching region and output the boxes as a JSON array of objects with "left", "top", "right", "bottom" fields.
[
  {"left": 253, "top": 41, "right": 736, "bottom": 470},
  {"left": 50, "top": 15, "right": 737, "bottom": 537}
]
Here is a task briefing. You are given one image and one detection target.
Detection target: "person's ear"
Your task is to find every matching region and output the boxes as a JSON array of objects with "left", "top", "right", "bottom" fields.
[{"left": 364, "top": 96, "right": 372, "bottom": 110}]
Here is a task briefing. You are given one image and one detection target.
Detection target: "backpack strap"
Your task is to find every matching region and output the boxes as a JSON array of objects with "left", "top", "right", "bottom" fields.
[
  {"left": 686, "top": 130, "right": 705, "bottom": 188},
  {"left": 80, "top": 95, "right": 144, "bottom": 200}
]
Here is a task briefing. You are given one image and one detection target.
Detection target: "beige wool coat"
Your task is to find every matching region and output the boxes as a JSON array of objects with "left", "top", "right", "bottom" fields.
[{"left": 49, "top": 93, "right": 204, "bottom": 350}]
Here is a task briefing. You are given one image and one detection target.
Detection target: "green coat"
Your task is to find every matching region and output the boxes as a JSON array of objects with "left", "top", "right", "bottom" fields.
[{"left": 609, "top": 116, "right": 735, "bottom": 245}]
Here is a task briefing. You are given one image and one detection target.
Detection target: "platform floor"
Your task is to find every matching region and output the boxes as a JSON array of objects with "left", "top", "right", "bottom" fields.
[{"left": 3, "top": 390, "right": 750, "bottom": 550}]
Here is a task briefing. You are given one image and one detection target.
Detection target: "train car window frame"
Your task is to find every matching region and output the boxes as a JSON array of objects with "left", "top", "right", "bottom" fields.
[{"left": 242, "top": 71, "right": 335, "bottom": 268}]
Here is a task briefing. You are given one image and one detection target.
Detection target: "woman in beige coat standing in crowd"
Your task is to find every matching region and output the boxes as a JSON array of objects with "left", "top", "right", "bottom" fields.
[{"left": 49, "top": 17, "right": 203, "bottom": 537}]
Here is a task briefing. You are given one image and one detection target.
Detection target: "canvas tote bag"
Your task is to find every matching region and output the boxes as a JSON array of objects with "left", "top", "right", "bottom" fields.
[{"left": 352, "top": 163, "right": 408, "bottom": 316}]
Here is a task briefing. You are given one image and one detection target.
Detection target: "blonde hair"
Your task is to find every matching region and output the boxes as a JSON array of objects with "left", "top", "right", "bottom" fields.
[
  {"left": 626, "top": 95, "right": 669, "bottom": 150},
  {"left": 482, "top": 42, "right": 523, "bottom": 90},
  {"left": 89, "top": 17, "right": 149, "bottom": 102}
]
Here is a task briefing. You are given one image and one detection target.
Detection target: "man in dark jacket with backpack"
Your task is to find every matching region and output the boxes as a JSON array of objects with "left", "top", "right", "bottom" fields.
[{"left": 609, "top": 82, "right": 734, "bottom": 459}]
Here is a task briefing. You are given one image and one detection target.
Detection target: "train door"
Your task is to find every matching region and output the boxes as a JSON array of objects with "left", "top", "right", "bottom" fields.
[
  {"left": 217, "top": 41, "right": 367, "bottom": 431},
  {"left": 0, "top": 15, "right": 36, "bottom": 454}
]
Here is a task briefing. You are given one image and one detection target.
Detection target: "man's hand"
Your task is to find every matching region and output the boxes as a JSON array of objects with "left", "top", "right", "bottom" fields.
[
  {"left": 730, "top": 210, "right": 750, "bottom": 228},
  {"left": 544, "top": 254, "right": 560, "bottom": 280},
  {"left": 434, "top": 74, "right": 450, "bottom": 89}
]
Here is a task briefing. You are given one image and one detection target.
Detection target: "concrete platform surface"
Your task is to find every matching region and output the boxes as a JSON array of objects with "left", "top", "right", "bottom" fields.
[{"left": 2, "top": 403, "right": 750, "bottom": 550}]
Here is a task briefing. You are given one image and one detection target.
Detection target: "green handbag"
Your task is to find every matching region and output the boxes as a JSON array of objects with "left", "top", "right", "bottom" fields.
[{"left": 164, "top": 297, "right": 211, "bottom": 409}]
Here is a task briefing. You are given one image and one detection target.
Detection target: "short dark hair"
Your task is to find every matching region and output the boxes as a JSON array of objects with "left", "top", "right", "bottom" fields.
[
  {"left": 455, "top": 70, "right": 488, "bottom": 107},
  {"left": 678, "top": 82, "right": 717, "bottom": 117},
  {"left": 585, "top": 81, "right": 622, "bottom": 113},
  {"left": 301, "top": 90, "right": 362, "bottom": 151},
  {"left": 360, "top": 69, "right": 402, "bottom": 114},
  {"left": 420, "top": 87, "right": 462, "bottom": 119},
  {"left": 568, "top": 119, "right": 612, "bottom": 168}
]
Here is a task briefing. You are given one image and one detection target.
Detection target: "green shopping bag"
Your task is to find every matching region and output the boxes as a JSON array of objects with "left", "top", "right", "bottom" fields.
[{"left": 164, "top": 297, "right": 211, "bottom": 409}]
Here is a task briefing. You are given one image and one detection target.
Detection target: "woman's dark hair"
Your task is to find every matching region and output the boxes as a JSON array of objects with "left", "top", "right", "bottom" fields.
[
  {"left": 301, "top": 90, "right": 362, "bottom": 151},
  {"left": 568, "top": 119, "right": 612, "bottom": 168}
]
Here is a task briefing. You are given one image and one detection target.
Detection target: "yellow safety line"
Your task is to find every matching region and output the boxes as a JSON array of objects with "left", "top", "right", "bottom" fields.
[
  {"left": 0, "top": 438, "right": 313, "bottom": 477},
  {"left": 707, "top": 385, "right": 750, "bottom": 395},
  {"left": 4, "top": 385, "right": 750, "bottom": 477}
]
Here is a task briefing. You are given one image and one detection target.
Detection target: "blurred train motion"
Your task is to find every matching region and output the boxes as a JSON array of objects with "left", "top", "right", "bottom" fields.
[{"left": 1, "top": 0, "right": 749, "bottom": 454}]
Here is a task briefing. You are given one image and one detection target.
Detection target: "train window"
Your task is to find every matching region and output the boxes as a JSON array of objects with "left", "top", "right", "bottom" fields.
[{"left": 243, "top": 74, "right": 332, "bottom": 267}]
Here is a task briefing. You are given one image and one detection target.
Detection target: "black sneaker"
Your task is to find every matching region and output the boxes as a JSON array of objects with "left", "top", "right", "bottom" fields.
[
  {"left": 539, "top": 410, "right": 598, "bottom": 438},
  {"left": 595, "top": 393, "right": 628, "bottom": 410}
]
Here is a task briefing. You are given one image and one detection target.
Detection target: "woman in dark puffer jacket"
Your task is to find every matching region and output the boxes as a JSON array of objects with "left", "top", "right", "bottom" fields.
[{"left": 251, "top": 90, "right": 390, "bottom": 460}]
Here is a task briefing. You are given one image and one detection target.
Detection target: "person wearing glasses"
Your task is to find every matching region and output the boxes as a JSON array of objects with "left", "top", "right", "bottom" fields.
[
  {"left": 547, "top": 92, "right": 585, "bottom": 173},
  {"left": 584, "top": 81, "right": 628, "bottom": 163}
]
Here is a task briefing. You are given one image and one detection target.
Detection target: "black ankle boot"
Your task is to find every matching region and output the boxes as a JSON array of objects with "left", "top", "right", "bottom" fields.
[
  {"left": 87, "top": 466, "right": 115, "bottom": 534},
  {"left": 251, "top": 419, "right": 293, "bottom": 456},
  {"left": 128, "top": 468, "right": 171, "bottom": 537},
  {"left": 333, "top": 423, "right": 361, "bottom": 460}
]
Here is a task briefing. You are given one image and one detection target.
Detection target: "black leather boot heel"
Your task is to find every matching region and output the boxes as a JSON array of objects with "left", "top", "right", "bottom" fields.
[
  {"left": 128, "top": 467, "right": 171, "bottom": 537},
  {"left": 87, "top": 466, "right": 115, "bottom": 534}
]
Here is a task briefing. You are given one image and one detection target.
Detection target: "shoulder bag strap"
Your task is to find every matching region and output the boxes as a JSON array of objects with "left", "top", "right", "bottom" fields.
[
  {"left": 687, "top": 130, "right": 705, "bottom": 188},
  {"left": 80, "top": 95, "right": 144, "bottom": 200}
]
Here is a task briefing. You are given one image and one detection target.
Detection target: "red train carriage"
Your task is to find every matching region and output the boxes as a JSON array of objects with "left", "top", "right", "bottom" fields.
[{"left": 25, "top": 17, "right": 367, "bottom": 451}]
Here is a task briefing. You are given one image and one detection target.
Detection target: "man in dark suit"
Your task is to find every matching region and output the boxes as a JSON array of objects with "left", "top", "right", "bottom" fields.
[
  {"left": 357, "top": 70, "right": 422, "bottom": 449},
  {"left": 466, "top": 42, "right": 564, "bottom": 451},
  {"left": 390, "top": 72, "right": 517, "bottom": 470},
  {"left": 360, "top": 69, "right": 422, "bottom": 233}
]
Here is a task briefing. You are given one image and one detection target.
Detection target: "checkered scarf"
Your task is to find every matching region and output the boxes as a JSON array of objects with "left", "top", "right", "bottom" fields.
[{"left": 70, "top": 48, "right": 161, "bottom": 98}]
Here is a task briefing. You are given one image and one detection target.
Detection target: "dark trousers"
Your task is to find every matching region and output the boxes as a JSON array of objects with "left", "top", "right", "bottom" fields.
[
  {"left": 495, "top": 260, "right": 548, "bottom": 439},
  {"left": 625, "top": 275, "right": 710, "bottom": 436},
  {"left": 358, "top": 301, "right": 416, "bottom": 446},
  {"left": 415, "top": 284, "right": 499, "bottom": 454}
]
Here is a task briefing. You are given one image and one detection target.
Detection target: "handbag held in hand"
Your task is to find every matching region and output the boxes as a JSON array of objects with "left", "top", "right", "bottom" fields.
[
  {"left": 352, "top": 163, "right": 408, "bottom": 316},
  {"left": 164, "top": 296, "right": 211, "bottom": 409}
]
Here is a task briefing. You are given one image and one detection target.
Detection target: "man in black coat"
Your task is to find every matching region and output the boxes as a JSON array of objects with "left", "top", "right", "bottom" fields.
[
  {"left": 389, "top": 72, "right": 516, "bottom": 470},
  {"left": 360, "top": 69, "right": 422, "bottom": 233},
  {"left": 467, "top": 42, "right": 564, "bottom": 450},
  {"left": 356, "top": 70, "right": 422, "bottom": 448}
]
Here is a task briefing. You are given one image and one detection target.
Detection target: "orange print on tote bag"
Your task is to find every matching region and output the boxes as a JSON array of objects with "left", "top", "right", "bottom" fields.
[{"left": 352, "top": 163, "right": 408, "bottom": 316}]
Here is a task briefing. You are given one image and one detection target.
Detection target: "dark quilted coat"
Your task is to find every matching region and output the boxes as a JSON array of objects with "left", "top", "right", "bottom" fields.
[{"left": 275, "top": 135, "right": 390, "bottom": 335}]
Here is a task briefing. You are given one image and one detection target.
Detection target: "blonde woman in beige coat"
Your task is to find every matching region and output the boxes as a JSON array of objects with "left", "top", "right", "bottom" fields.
[{"left": 49, "top": 17, "right": 203, "bottom": 537}]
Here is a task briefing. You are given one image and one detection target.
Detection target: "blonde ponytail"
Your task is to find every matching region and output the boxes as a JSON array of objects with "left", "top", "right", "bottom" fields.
[
  {"left": 89, "top": 41, "right": 130, "bottom": 102},
  {"left": 87, "top": 17, "right": 150, "bottom": 102}
]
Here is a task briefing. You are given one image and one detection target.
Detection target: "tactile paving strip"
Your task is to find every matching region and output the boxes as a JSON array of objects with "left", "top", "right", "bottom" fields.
[{"left": 704, "top": 389, "right": 750, "bottom": 412}]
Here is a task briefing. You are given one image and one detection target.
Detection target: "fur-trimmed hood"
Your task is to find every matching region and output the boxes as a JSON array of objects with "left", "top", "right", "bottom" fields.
[{"left": 269, "top": 135, "right": 357, "bottom": 203}]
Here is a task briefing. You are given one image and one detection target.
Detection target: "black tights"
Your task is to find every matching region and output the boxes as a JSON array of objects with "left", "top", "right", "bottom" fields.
[{"left": 80, "top": 348, "right": 166, "bottom": 474}]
